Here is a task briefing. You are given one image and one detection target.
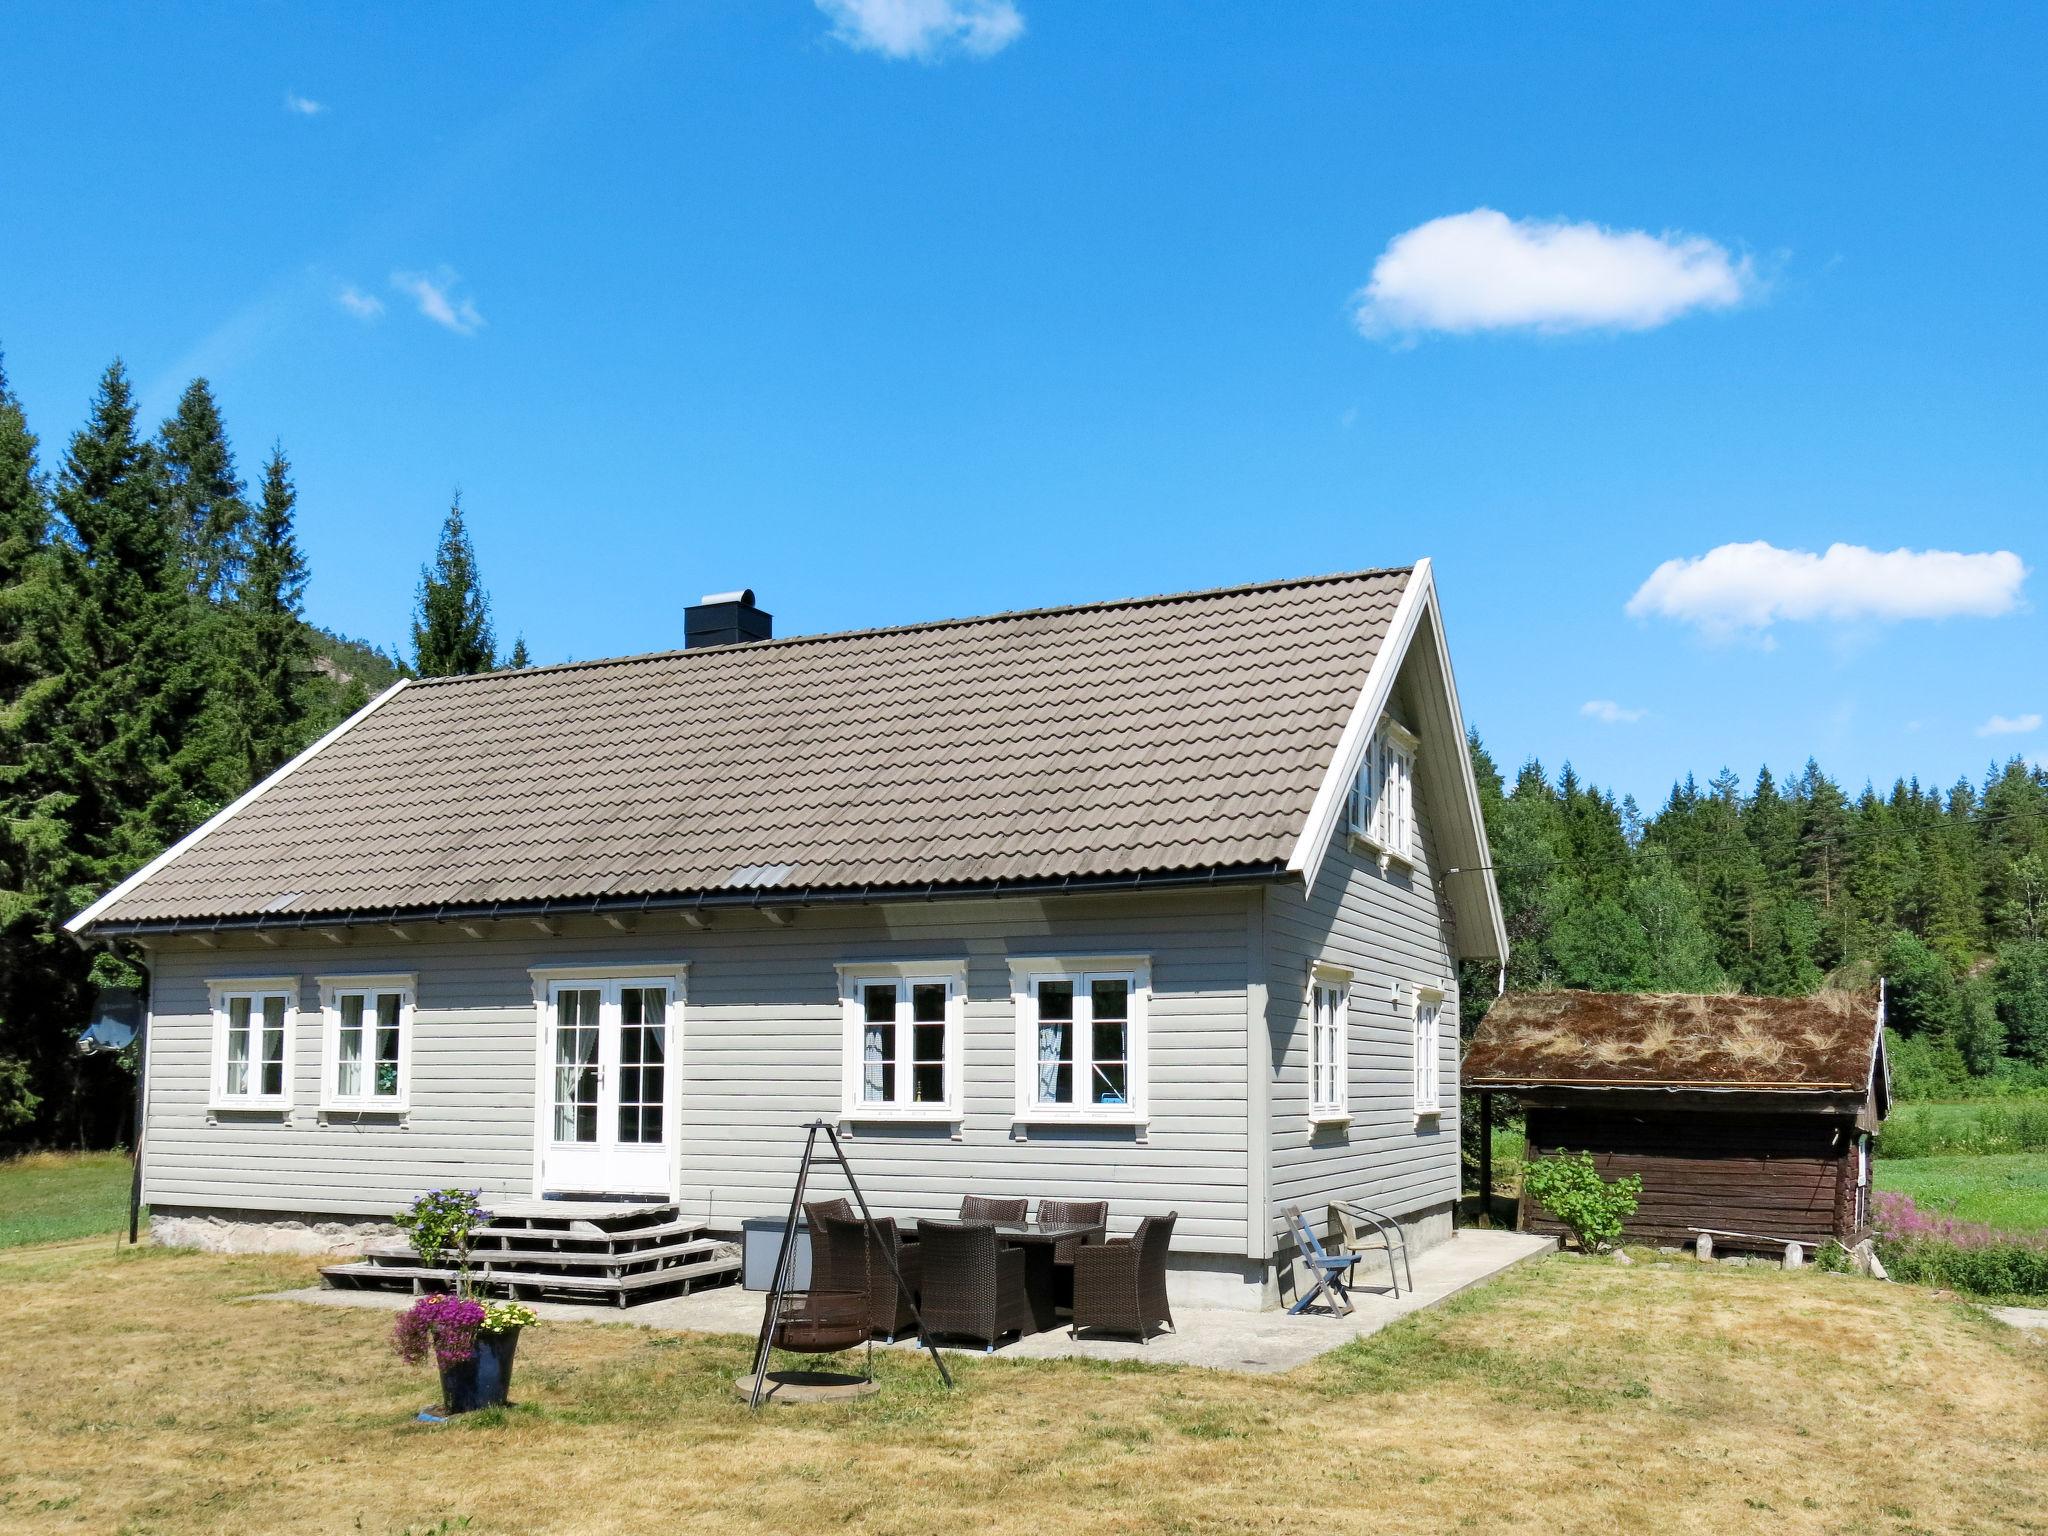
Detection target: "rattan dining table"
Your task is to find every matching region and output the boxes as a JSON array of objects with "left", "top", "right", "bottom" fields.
[{"left": 987, "top": 1218, "right": 1105, "bottom": 1333}]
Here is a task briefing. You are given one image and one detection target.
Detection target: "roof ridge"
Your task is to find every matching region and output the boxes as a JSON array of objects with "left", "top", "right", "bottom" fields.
[{"left": 406, "top": 565, "right": 1416, "bottom": 689}]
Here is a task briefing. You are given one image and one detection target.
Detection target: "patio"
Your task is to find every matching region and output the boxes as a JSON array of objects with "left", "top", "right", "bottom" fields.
[{"left": 265, "top": 1228, "right": 1554, "bottom": 1375}]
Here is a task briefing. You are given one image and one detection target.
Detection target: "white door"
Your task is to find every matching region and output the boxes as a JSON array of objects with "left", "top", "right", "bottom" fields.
[{"left": 544, "top": 979, "right": 673, "bottom": 1195}]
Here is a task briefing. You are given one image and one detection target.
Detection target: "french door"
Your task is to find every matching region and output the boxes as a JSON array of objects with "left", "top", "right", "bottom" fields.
[{"left": 543, "top": 978, "right": 674, "bottom": 1195}]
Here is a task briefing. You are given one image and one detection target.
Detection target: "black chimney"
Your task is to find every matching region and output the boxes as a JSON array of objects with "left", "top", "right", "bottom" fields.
[{"left": 685, "top": 589, "right": 773, "bottom": 649}]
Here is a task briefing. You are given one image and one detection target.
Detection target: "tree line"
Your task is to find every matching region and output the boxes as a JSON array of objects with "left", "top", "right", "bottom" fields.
[
  {"left": 0, "top": 354, "right": 517, "bottom": 1143},
  {"left": 1467, "top": 740, "right": 2048, "bottom": 1095}
]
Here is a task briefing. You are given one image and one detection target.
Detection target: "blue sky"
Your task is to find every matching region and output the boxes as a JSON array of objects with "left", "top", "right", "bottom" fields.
[{"left": 3, "top": 2, "right": 2043, "bottom": 805}]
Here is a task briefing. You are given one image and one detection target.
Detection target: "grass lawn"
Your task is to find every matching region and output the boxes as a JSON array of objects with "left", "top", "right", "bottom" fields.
[
  {"left": 4, "top": 1241, "right": 2045, "bottom": 1535},
  {"left": 0, "top": 1151, "right": 134, "bottom": 1248},
  {"left": 1875, "top": 1152, "right": 2048, "bottom": 1234}
]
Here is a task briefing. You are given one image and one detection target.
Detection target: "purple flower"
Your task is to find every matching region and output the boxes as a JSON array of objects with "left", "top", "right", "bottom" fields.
[
  {"left": 392, "top": 1293, "right": 487, "bottom": 1368},
  {"left": 1871, "top": 1191, "right": 2046, "bottom": 1253}
]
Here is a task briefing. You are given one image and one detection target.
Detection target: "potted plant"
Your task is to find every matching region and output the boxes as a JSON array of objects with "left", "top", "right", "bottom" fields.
[{"left": 393, "top": 1294, "right": 540, "bottom": 1413}]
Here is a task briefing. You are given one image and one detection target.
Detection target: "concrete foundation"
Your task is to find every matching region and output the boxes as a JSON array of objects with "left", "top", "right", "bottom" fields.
[{"left": 151, "top": 1206, "right": 393, "bottom": 1257}]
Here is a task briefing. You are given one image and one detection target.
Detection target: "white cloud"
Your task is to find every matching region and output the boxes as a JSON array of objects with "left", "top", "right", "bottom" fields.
[
  {"left": 284, "top": 92, "right": 325, "bottom": 116},
  {"left": 337, "top": 286, "right": 384, "bottom": 320},
  {"left": 1626, "top": 541, "right": 2028, "bottom": 636},
  {"left": 1352, "top": 208, "right": 1755, "bottom": 338},
  {"left": 392, "top": 269, "right": 485, "bottom": 336},
  {"left": 817, "top": 0, "right": 1023, "bottom": 60},
  {"left": 1979, "top": 713, "right": 2043, "bottom": 737},
  {"left": 1581, "top": 699, "right": 1648, "bottom": 725}
]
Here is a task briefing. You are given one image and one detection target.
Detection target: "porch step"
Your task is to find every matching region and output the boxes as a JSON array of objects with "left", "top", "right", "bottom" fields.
[
  {"left": 320, "top": 1252, "right": 741, "bottom": 1308},
  {"left": 320, "top": 1197, "right": 738, "bottom": 1308}
]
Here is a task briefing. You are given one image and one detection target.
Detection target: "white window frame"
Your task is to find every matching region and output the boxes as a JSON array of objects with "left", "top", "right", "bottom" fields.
[
  {"left": 1348, "top": 716, "right": 1418, "bottom": 867},
  {"left": 1009, "top": 956, "right": 1151, "bottom": 1127},
  {"left": 207, "top": 977, "right": 298, "bottom": 1113},
  {"left": 1413, "top": 984, "right": 1446, "bottom": 1118},
  {"left": 1309, "top": 964, "right": 1351, "bottom": 1124},
  {"left": 317, "top": 973, "right": 416, "bottom": 1114},
  {"left": 836, "top": 959, "right": 968, "bottom": 1122}
]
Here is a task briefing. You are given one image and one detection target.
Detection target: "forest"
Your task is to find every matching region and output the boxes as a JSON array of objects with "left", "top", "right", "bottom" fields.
[
  {"left": 3, "top": 348, "right": 2045, "bottom": 1146},
  {"left": 0, "top": 355, "right": 509, "bottom": 1145}
]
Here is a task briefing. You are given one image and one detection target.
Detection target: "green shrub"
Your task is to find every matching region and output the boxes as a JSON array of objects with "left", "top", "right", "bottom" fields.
[
  {"left": 1878, "top": 1241, "right": 2048, "bottom": 1297},
  {"left": 1521, "top": 1151, "right": 1641, "bottom": 1254},
  {"left": 1814, "top": 1240, "right": 1854, "bottom": 1274}
]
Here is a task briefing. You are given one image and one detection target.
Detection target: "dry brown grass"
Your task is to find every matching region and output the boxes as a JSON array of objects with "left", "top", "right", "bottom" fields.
[{"left": 2, "top": 1240, "right": 2045, "bottom": 1536}]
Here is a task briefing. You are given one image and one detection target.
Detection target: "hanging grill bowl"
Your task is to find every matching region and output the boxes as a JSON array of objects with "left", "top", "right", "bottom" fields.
[{"left": 769, "top": 1290, "right": 868, "bottom": 1354}]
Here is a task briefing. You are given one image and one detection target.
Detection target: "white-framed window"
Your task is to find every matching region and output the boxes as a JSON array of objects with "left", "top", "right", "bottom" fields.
[
  {"left": 1310, "top": 965, "right": 1350, "bottom": 1122},
  {"left": 1348, "top": 716, "right": 1418, "bottom": 863},
  {"left": 1413, "top": 985, "right": 1445, "bottom": 1116},
  {"left": 837, "top": 960, "right": 967, "bottom": 1120},
  {"left": 318, "top": 974, "right": 415, "bottom": 1112},
  {"left": 1009, "top": 956, "right": 1150, "bottom": 1125},
  {"left": 208, "top": 978, "right": 298, "bottom": 1110}
]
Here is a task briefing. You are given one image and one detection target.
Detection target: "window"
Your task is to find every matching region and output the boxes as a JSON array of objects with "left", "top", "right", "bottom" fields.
[
  {"left": 837, "top": 961, "right": 966, "bottom": 1120},
  {"left": 209, "top": 980, "right": 296, "bottom": 1109},
  {"left": 1310, "top": 968, "right": 1350, "bottom": 1121},
  {"left": 1413, "top": 986, "right": 1445, "bottom": 1116},
  {"left": 616, "top": 984, "right": 668, "bottom": 1146},
  {"left": 1348, "top": 717, "right": 1418, "bottom": 862},
  {"left": 1010, "top": 958, "right": 1150, "bottom": 1124},
  {"left": 320, "top": 975, "right": 414, "bottom": 1112}
]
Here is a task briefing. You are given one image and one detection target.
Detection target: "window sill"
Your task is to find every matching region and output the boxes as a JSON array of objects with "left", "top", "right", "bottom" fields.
[
  {"left": 319, "top": 1102, "right": 410, "bottom": 1119},
  {"left": 207, "top": 1101, "right": 292, "bottom": 1117},
  {"left": 838, "top": 1107, "right": 962, "bottom": 1125},
  {"left": 1012, "top": 1110, "right": 1148, "bottom": 1128},
  {"left": 1414, "top": 1106, "right": 1444, "bottom": 1125},
  {"left": 1349, "top": 832, "right": 1415, "bottom": 872},
  {"left": 1309, "top": 1112, "right": 1352, "bottom": 1129}
]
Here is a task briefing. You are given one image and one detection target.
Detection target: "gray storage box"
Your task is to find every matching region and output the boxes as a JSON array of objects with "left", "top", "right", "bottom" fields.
[{"left": 741, "top": 1217, "right": 814, "bottom": 1291}]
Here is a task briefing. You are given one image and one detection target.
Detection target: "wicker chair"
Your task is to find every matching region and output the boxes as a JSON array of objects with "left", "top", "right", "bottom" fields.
[
  {"left": 1035, "top": 1198, "right": 1109, "bottom": 1263},
  {"left": 915, "top": 1219, "right": 1032, "bottom": 1352},
  {"left": 959, "top": 1195, "right": 1027, "bottom": 1223},
  {"left": 802, "top": 1198, "right": 855, "bottom": 1290},
  {"left": 815, "top": 1212, "right": 922, "bottom": 1342},
  {"left": 1071, "top": 1212, "right": 1177, "bottom": 1342}
]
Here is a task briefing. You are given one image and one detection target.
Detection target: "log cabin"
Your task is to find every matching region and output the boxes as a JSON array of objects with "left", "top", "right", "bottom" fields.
[{"left": 1463, "top": 988, "right": 1889, "bottom": 1253}]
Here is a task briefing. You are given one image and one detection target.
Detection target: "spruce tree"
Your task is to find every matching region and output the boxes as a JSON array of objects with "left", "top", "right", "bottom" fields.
[
  {"left": 159, "top": 378, "right": 250, "bottom": 603},
  {"left": 507, "top": 635, "right": 531, "bottom": 669},
  {"left": 232, "top": 445, "right": 315, "bottom": 778},
  {"left": 411, "top": 493, "right": 496, "bottom": 676}
]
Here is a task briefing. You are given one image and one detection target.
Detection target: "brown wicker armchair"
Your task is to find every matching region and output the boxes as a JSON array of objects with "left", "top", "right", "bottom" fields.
[
  {"left": 815, "top": 1213, "right": 923, "bottom": 1342},
  {"left": 915, "top": 1219, "right": 1032, "bottom": 1352},
  {"left": 1071, "top": 1212, "right": 1177, "bottom": 1342},
  {"left": 1035, "top": 1199, "right": 1109, "bottom": 1263},
  {"left": 960, "top": 1195, "right": 1027, "bottom": 1223},
  {"left": 802, "top": 1198, "right": 855, "bottom": 1290}
]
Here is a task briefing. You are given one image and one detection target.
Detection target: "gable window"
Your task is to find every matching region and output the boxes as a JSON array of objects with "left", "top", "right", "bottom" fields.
[
  {"left": 837, "top": 961, "right": 966, "bottom": 1121},
  {"left": 319, "top": 975, "right": 414, "bottom": 1112},
  {"left": 1348, "top": 717, "right": 1418, "bottom": 863},
  {"left": 1010, "top": 957, "right": 1150, "bottom": 1125},
  {"left": 1413, "top": 985, "right": 1445, "bottom": 1117},
  {"left": 1310, "top": 966, "right": 1350, "bottom": 1122},
  {"left": 209, "top": 979, "right": 297, "bottom": 1110}
]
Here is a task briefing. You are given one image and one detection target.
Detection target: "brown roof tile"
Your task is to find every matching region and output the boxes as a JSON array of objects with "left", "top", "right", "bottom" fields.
[
  {"left": 1463, "top": 989, "right": 1883, "bottom": 1092},
  {"left": 84, "top": 569, "right": 1412, "bottom": 926}
]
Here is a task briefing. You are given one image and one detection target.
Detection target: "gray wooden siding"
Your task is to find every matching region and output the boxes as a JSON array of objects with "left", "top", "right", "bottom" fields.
[
  {"left": 139, "top": 888, "right": 1257, "bottom": 1255},
  {"left": 1262, "top": 679, "right": 1463, "bottom": 1245}
]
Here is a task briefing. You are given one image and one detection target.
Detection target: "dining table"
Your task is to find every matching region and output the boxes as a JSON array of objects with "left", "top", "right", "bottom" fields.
[{"left": 987, "top": 1218, "right": 1106, "bottom": 1333}]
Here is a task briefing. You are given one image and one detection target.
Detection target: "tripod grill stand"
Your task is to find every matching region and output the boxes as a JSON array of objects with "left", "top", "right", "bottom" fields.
[{"left": 747, "top": 1119, "right": 955, "bottom": 1409}]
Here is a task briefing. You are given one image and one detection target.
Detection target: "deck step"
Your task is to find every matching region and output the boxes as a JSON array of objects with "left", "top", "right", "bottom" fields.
[
  {"left": 467, "top": 1217, "right": 707, "bottom": 1252},
  {"left": 320, "top": 1251, "right": 740, "bottom": 1307},
  {"left": 358, "top": 1236, "right": 725, "bottom": 1276}
]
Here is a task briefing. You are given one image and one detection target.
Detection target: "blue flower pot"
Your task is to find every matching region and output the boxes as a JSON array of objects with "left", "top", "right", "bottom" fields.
[{"left": 438, "top": 1328, "right": 520, "bottom": 1414}]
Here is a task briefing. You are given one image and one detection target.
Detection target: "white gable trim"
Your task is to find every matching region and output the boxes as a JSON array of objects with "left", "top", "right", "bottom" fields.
[
  {"left": 65, "top": 680, "right": 412, "bottom": 935},
  {"left": 1286, "top": 559, "right": 1508, "bottom": 961}
]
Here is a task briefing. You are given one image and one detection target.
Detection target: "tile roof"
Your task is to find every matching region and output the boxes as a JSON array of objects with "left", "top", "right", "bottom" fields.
[
  {"left": 82, "top": 568, "right": 1413, "bottom": 927},
  {"left": 1462, "top": 989, "right": 1884, "bottom": 1093}
]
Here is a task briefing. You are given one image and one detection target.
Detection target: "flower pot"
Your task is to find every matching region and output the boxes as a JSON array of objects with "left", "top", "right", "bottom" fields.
[{"left": 437, "top": 1327, "right": 520, "bottom": 1413}]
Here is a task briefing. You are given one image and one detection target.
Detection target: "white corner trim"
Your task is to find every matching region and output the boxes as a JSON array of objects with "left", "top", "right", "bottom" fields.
[
  {"left": 1288, "top": 562, "right": 1433, "bottom": 890},
  {"left": 65, "top": 679, "right": 412, "bottom": 934}
]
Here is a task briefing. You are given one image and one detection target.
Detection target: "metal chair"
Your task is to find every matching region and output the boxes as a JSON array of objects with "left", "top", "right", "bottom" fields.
[
  {"left": 1283, "top": 1205, "right": 1360, "bottom": 1316},
  {"left": 1331, "top": 1200, "right": 1412, "bottom": 1297}
]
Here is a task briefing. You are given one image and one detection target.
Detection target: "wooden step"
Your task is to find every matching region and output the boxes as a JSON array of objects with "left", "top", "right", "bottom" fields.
[
  {"left": 359, "top": 1236, "right": 725, "bottom": 1276},
  {"left": 468, "top": 1217, "right": 706, "bottom": 1252},
  {"left": 320, "top": 1251, "right": 740, "bottom": 1308}
]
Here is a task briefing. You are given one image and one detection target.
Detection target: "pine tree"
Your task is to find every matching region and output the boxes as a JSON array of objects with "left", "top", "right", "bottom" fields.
[
  {"left": 232, "top": 445, "right": 315, "bottom": 778},
  {"left": 507, "top": 635, "right": 531, "bottom": 668},
  {"left": 411, "top": 493, "right": 495, "bottom": 677},
  {"left": 159, "top": 378, "right": 250, "bottom": 603}
]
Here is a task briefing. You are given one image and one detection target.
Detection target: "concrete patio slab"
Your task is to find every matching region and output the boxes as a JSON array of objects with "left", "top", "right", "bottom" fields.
[
  {"left": 256, "top": 1228, "right": 1554, "bottom": 1375},
  {"left": 1991, "top": 1306, "right": 2048, "bottom": 1335}
]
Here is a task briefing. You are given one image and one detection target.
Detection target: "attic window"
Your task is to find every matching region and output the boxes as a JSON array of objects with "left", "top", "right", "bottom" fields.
[{"left": 1348, "top": 717, "right": 1417, "bottom": 863}]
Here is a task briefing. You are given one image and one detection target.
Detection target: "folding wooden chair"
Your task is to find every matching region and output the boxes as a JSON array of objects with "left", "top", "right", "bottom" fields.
[{"left": 1284, "top": 1205, "right": 1360, "bottom": 1316}]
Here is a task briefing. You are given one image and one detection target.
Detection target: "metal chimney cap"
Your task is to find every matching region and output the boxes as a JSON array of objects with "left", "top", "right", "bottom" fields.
[{"left": 700, "top": 589, "right": 755, "bottom": 606}]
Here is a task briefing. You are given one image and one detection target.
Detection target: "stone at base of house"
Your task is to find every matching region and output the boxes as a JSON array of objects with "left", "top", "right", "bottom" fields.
[{"left": 150, "top": 1206, "right": 394, "bottom": 1257}]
